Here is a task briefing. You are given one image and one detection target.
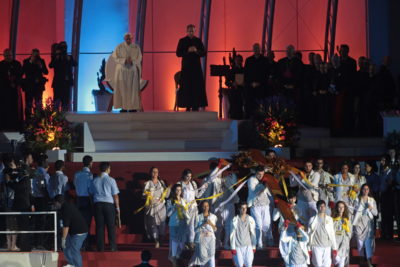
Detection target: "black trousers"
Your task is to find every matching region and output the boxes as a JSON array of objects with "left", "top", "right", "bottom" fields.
[
  {"left": 32, "top": 197, "right": 48, "bottom": 248},
  {"left": 24, "top": 89, "right": 43, "bottom": 118},
  {"left": 77, "top": 196, "right": 93, "bottom": 249},
  {"left": 94, "top": 202, "right": 116, "bottom": 251},
  {"left": 380, "top": 190, "right": 394, "bottom": 239},
  {"left": 17, "top": 208, "right": 32, "bottom": 251},
  {"left": 53, "top": 85, "right": 71, "bottom": 111}
]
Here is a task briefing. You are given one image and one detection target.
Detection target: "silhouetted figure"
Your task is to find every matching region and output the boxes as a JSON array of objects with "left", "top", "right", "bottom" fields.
[
  {"left": 22, "top": 48, "right": 48, "bottom": 118},
  {"left": 0, "top": 49, "right": 22, "bottom": 130},
  {"left": 176, "top": 24, "right": 207, "bottom": 111},
  {"left": 49, "top": 42, "right": 76, "bottom": 111},
  {"left": 244, "top": 43, "right": 269, "bottom": 118}
]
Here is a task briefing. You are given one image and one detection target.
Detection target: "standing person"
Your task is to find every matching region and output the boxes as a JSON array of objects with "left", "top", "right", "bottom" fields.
[
  {"left": 290, "top": 161, "right": 320, "bottom": 223},
  {"left": 247, "top": 165, "right": 273, "bottom": 249},
  {"left": 365, "top": 161, "right": 380, "bottom": 200},
  {"left": 0, "top": 48, "right": 22, "bottom": 130},
  {"left": 31, "top": 160, "right": 50, "bottom": 249},
  {"left": 353, "top": 162, "right": 367, "bottom": 192},
  {"left": 230, "top": 202, "right": 256, "bottom": 267},
  {"left": 167, "top": 184, "right": 189, "bottom": 267},
  {"left": 21, "top": 48, "right": 48, "bottom": 118},
  {"left": 176, "top": 24, "right": 207, "bottom": 111},
  {"left": 5, "top": 160, "right": 34, "bottom": 252},
  {"left": 49, "top": 42, "right": 76, "bottom": 111},
  {"left": 54, "top": 195, "right": 88, "bottom": 267},
  {"left": 277, "top": 45, "right": 304, "bottom": 105},
  {"left": 279, "top": 221, "right": 310, "bottom": 267},
  {"left": 316, "top": 158, "right": 334, "bottom": 215},
  {"left": 189, "top": 201, "right": 217, "bottom": 267},
  {"left": 47, "top": 160, "right": 68, "bottom": 200},
  {"left": 379, "top": 160, "right": 394, "bottom": 240},
  {"left": 201, "top": 162, "right": 238, "bottom": 249},
  {"left": 332, "top": 201, "right": 352, "bottom": 267},
  {"left": 108, "top": 33, "right": 142, "bottom": 112},
  {"left": 333, "top": 163, "right": 355, "bottom": 205},
  {"left": 308, "top": 200, "right": 337, "bottom": 267},
  {"left": 91, "top": 162, "right": 120, "bottom": 252},
  {"left": 243, "top": 43, "right": 268, "bottom": 118},
  {"left": 73, "top": 155, "right": 94, "bottom": 250},
  {"left": 2, "top": 159, "right": 19, "bottom": 251},
  {"left": 176, "top": 168, "right": 207, "bottom": 249},
  {"left": 352, "top": 184, "right": 378, "bottom": 267},
  {"left": 143, "top": 167, "right": 169, "bottom": 248}
]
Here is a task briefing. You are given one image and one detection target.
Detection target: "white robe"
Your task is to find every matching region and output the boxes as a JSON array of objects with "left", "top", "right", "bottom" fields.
[{"left": 107, "top": 42, "right": 142, "bottom": 110}]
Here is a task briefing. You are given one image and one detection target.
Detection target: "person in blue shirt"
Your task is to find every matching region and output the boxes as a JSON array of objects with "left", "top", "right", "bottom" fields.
[
  {"left": 91, "top": 162, "right": 120, "bottom": 251},
  {"left": 47, "top": 160, "right": 68, "bottom": 200},
  {"left": 73, "top": 155, "right": 94, "bottom": 250}
]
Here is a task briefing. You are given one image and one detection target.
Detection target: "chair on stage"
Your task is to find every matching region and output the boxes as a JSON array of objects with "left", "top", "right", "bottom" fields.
[{"left": 174, "top": 71, "right": 181, "bottom": 111}]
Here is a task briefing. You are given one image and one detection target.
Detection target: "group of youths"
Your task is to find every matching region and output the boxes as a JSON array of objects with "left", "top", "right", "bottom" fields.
[
  {"left": 143, "top": 149, "right": 397, "bottom": 267},
  {"left": 2, "top": 149, "right": 398, "bottom": 267}
]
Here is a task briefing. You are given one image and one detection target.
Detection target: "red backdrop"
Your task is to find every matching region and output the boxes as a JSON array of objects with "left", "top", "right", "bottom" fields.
[
  {"left": 133, "top": 0, "right": 367, "bottom": 112},
  {"left": 1, "top": 0, "right": 366, "bottom": 112}
]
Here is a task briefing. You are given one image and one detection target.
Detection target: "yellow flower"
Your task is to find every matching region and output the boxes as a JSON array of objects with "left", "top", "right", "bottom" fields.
[{"left": 47, "top": 132, "right": 55, "bottom": 142}]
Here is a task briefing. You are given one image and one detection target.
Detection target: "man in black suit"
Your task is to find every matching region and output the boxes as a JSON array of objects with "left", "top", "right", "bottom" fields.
[
  {"left": 22, "top": 48, "right": 48, "bottom": 118},
  {"left": 134, "top": 250, "right": 154, "bottom": 267},
  {"left": 49, "top": 41, "right": 76, "bottom": 111}
]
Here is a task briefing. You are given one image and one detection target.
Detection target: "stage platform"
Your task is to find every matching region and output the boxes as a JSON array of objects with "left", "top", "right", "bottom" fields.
[
  {"left": 66, "top": 111, "right": 238, "bottom": 162},
  {"left": 0, "top": 239, "right": 396, "bottom": 267}
]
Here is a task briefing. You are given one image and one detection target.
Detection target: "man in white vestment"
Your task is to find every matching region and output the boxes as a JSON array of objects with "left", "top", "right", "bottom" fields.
[{"left": 107, "top": 33, "right": 142, "bottom": 112}]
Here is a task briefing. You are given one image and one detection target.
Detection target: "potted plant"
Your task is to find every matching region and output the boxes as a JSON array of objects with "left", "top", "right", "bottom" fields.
[
  {"left": 92, "top": 58, "right": 112, "bottom": 111},
  {"left": 22, "top": 98, "right": 73, "bottom": 161},
  {"left": 238, "top": 96, "right": 299, "bottom": 159}
]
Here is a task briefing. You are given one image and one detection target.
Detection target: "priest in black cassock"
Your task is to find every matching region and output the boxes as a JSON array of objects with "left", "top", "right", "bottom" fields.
[
  {"left": 0, "top": 49, "right": 22, "bottom": 130},
  {"left": 176, "top": 24, "right": 207, "bottom": 111}
]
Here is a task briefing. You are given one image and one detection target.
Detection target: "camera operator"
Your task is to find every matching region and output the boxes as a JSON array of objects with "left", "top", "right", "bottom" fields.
[
  {"left": 49, "top": 41, "right": 76, "bottom": 111},
  {"left": 22, "top": 48, "right": 48, "bottom": 118},
  {"left": 5, "top": 159, "right": 34, "bottom": 251}
]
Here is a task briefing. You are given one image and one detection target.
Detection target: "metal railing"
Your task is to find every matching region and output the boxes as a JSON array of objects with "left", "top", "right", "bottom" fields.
[{"left": 0, "top": 211, "right": 58, "bottom": 251}]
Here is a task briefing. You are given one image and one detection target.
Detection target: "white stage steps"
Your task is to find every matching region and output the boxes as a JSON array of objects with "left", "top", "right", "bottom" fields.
[{"left": 66, "top": 111, "right": 238, "bottom": 162}]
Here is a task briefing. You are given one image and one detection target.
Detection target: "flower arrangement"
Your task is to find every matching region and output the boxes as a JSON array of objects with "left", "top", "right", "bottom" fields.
[
  {"left": 23, "top": 98, "right": 73, "bottom": 154},
  {"left": 253, "top": 96, "right": 299, "bottom": 148}
]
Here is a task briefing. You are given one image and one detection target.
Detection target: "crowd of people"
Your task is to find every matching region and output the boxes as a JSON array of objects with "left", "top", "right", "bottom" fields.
[
  {"left": 0, "top": 42, "right": 76, "bottom": 130},
  {"left": 1, "top": 148, "right": 399, "bottom": 267},
  {"left": 224, "top": 43, "right": 398, "bottom": 136}
]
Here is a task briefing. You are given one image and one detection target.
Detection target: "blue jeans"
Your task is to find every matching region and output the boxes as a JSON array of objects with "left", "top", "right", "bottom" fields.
[{"left": 64, "top": 233, "right": 88, "bottom": 267}]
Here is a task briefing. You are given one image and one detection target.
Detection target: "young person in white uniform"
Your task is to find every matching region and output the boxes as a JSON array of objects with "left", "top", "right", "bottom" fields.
[
  {"left": 247, "top": 165, "right": 273, "bottom": 249},
  {"left": 308, "top": 200, "right": 337, "bottom": 267},
  {"left": 230, "top": 202, "right": 257, "bottom": 267}
]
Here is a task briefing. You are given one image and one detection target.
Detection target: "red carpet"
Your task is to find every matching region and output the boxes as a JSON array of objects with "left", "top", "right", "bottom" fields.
[{"left": 57, "top": 239, "right": 400, "bottom": 267}]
